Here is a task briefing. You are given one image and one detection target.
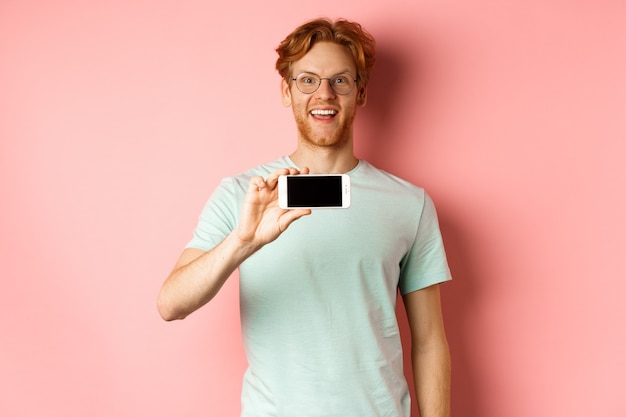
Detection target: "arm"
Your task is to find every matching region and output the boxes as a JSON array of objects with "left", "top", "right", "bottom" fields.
[
  {"left": 157, "top": 167, "right": 310, "bottom": 321},
  {"left": 402, "top": 284, "right": 451, "bottom": 417}
]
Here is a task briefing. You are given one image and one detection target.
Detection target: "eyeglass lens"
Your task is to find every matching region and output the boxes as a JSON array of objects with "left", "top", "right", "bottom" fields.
[{"left": 294, "top": 73, "right": 356, "bottom": 95}]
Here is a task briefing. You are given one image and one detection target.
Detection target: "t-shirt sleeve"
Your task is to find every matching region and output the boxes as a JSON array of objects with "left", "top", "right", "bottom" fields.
[
  {"left": 398, "top": 192, "right": 452, "bottom": 294},
  {"left": 185, "top": 178, "right": 241, "bottom": 251}
]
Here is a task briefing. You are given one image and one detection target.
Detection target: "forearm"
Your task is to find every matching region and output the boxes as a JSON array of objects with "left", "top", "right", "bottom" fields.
[
  {"left": 158, "top": 168, "right": 311, "bottom": 321},
  {"left": 157, "top": 232, "right": 259, "bottom": 321},
  {"left": 412, "top": 339, "right": 451, "bottom": 417}
]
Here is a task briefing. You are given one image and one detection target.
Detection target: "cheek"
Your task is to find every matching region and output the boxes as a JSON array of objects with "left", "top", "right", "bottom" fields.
[
  {"left": 291, "top": 98, "right": 310, "bottom": 115},
  {"left": 342, "top": 99, "right": 358, "bottom": 117}
]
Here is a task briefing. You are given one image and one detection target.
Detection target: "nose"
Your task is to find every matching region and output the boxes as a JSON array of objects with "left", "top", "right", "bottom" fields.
[{"left": 315, "top": 78, "right": 337, "bottom": 99}]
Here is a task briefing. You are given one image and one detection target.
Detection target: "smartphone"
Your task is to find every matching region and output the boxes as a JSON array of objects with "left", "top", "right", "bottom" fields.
[{"left": 278, "top": 174, "right": 351, "bottom": 209}]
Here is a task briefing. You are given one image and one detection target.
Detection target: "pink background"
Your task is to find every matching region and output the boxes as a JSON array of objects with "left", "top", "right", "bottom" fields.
[{"left": 1, "top": 1, "right": 625, "bottom": 416}]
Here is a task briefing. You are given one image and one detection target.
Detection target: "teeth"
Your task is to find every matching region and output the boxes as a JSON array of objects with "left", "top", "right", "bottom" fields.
[{"left": 311, "top": 109, "right": 337, "bottom": 116}]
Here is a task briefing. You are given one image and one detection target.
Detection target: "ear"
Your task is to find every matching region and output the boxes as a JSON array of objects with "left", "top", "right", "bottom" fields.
[
  {"left": 281, "top": 78, "right": 292, "bottom": 107},
  {"left": 357, "top": 86, "right": 368, "bottom": 106}
]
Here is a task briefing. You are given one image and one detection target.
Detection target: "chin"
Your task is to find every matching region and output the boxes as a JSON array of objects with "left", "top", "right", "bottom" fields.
[
  {"left": 293, "top": 110, "right": 355, "bottom": 149},
  {"left": 302, "top": 133, "right": 350, "bottom": 148},
  {"left": 298, "top": 126, "right": 352, "bottom": 149}
]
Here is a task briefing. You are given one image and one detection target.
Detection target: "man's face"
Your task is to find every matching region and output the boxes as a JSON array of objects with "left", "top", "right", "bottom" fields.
[{"left": 281, "top": 42, "right": 363, "bottom": 150}]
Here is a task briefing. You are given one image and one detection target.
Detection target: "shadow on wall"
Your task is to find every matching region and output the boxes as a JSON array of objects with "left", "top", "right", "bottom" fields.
[
  {"left": 356, "top": 41, "right": 410, "bottom": 164},
  {"left": 360, "top": 39, "right": 486, "bottom": 416}
]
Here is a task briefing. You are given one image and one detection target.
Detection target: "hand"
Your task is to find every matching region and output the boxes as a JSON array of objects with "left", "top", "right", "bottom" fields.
[{"left": 234, "top": 167, "right": 311, "bottom": 248}]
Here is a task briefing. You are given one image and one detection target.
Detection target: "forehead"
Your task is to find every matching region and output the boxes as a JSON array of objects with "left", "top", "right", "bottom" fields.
[{"left": 292, "top": 41, "right": 356, "bottom": 75}]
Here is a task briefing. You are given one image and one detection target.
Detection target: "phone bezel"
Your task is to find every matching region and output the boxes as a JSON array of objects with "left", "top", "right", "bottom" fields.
[{"left": 277, "top": 174, "right": 351, "bottom": 209}]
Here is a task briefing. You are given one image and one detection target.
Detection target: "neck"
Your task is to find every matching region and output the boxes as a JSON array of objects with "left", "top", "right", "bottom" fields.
[{"left": 289, "top": 143, "right": 358, "bottom": 174}]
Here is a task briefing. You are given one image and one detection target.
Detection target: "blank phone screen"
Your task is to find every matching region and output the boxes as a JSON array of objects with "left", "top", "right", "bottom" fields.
[{"left": 287, "top": 176, "right": 343, "bottom": 207}]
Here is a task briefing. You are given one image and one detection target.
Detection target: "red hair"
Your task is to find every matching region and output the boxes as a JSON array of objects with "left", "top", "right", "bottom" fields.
[{"left": 275, "top": 18, "right": 376, "bottom": 92}]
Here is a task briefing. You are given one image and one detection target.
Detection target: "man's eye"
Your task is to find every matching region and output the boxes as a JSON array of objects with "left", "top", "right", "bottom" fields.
[
  {"left": 302, "top": 77, "right": 316, "bottom": 84},
  {"left": 333, "top": 77, "right": 348, "bottom": 84}
]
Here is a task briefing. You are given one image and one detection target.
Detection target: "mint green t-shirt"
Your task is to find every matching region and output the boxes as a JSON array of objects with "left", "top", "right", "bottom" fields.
[{"left": 188, "top": 157, "right": 452, "bottom": 417}]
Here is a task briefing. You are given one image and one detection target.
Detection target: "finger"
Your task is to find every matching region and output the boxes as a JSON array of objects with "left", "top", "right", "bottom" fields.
[
  {"left": 266, "top": 167, "right": 294, "bottom": 189},
  {"left": 300, "top": 166, "right": 310, "bottom": 175},
  {"left": 266, "top": 168, "right": 290, "bottom": 184},
  {"left": 248, "top": 176, "right": 266, "bottom": 192}
]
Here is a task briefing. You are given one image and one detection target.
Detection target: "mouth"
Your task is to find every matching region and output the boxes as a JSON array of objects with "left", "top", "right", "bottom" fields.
[{"left": 310, "top": 109, "right": 338, "bottom": 120}]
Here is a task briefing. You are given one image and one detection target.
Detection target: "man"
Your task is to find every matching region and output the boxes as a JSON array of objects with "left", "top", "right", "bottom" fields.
[{"left": 158, "top": 18, "right": 452, "bottom": 417}]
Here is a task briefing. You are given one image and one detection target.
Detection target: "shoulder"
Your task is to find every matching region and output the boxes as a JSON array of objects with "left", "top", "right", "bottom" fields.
[
  {"left": 220, "top": 156, "right": 293, "bottom": 189},
  {"left": 355, "top": 160, "right": 427, "bottom": 201}
]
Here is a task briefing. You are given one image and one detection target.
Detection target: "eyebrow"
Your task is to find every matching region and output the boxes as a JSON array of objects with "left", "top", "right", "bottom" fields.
[{"left": 297, "top": 70, "right": 356, "bottom": 77}]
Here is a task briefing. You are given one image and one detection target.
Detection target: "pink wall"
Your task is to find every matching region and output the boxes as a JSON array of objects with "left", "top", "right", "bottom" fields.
[{"left": 2, "top": 1, "right": 625, "bottom": 416}]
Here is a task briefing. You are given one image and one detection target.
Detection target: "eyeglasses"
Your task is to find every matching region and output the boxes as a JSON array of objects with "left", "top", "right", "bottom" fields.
[{"left": 291, "top": 72, "right": 358, "bottom": 95}]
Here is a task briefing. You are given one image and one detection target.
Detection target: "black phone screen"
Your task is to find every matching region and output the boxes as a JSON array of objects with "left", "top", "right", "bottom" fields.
[{"left": 287, "top": 176, "right": 343, "bottom": 207}]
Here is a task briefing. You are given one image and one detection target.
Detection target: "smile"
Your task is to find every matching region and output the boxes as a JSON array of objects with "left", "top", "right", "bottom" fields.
[{"left": 310, "top": 109, "right": 337, "bottom": 116}]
